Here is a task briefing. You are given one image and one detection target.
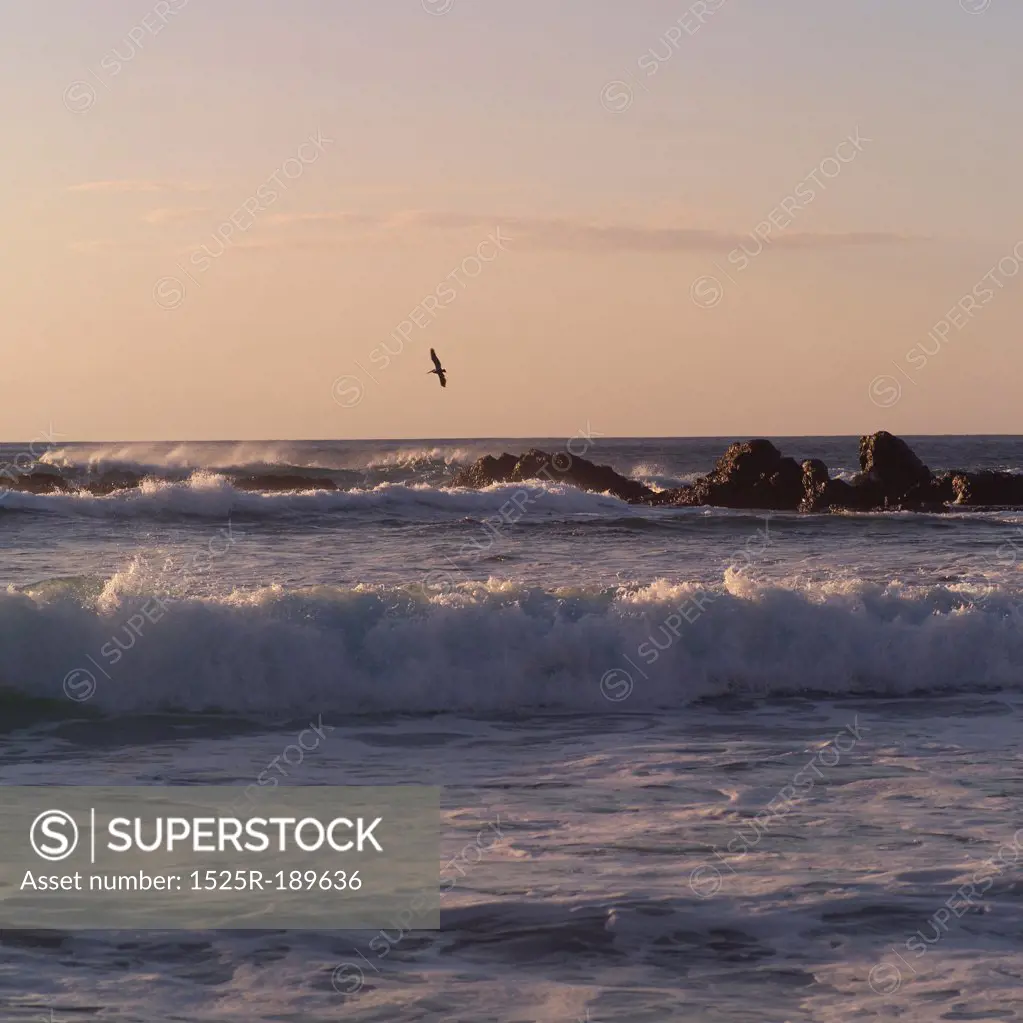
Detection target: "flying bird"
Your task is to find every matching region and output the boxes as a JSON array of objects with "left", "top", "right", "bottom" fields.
[{"left": 428, "top": 348, "right": 447, "bottom": 388}]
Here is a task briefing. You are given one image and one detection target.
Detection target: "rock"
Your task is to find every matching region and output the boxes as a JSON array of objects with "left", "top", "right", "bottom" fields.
[
  {"left": 786, "top": 434, "right": 942, "bottom": 512},
  {"left": 232, "top": 474, "right": 338, "bottom": 493},
  {"left": 649, "top": 485, "right": 699, "bottom": 507},
  {"left": 715, "top": 440, "right": 783, "bottom": 484},
  {"left": 667, "top": 440, "right": 805, "bottom": 510},
  {"left": 764, "top": 458, "right": 806, "bottom": 509},
  {"left": 800, "top": 459, "right": 831, "bottom": 512},
  {"left": 447, "top": 434, "right": 1020, "bottom": 514},
  {"left": 950, "top": 471, "right": 1023, "bottom": 506},
  {"left": 2, "top": 470, "right": 71, "bottom": 494},
  {"left": 858, "top": 431, "right": 931, "bottom": 504},
  {"left": 893, "top": 478, "right": 951, "bottom": 513},
  {"left": 86, "top": 470, "right": 142, "bottom": 495},
  {"left": 825, "top": 476, "right": 883, "bottom": 512},
  {"left": 450, "top": 454, "right": 519, "bottom": 490},
  {"left": 451, "top": 448, "right": 652, "bottom": 504},
  {"left": 519, "top": 449, "right": 654, "bottom": 503},
  {"left": 929, "top": 472, "right": 963, "bottom": 505}
]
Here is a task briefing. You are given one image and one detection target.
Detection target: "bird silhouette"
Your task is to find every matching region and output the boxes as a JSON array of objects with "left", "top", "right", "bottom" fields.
[{"left": 428, "top": 348, "right": 447, "bottom": 388}]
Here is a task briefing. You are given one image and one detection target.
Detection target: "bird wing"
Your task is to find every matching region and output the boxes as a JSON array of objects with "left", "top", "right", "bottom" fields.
[{"left": 430, "top": 348, "right": 443, "bottom": 372}]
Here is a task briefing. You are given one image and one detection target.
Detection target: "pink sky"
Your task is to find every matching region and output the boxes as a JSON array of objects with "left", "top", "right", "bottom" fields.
[{"left": 2, "top": 0, "right": 1021, "bottom": 439}]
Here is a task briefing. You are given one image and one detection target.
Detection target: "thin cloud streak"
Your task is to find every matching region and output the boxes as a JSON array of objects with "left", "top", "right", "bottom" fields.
[
  {"left": 264, "top": 211, "right": 381, "bottom": 228},
  {"left": 143, "top": 207, "right": 213, "bottom": 224},
  {"left": 262, "top": 209, "right": 919, "bottom": 252},
  {"left": 68, "top": 180, "right": 211, "bottom": 194}
]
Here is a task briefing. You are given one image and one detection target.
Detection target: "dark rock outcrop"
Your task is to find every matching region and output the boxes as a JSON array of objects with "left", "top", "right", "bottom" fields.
[
  {"left": 797, "top": 460, "right": 891, "bottom": 513},
  {"left": 2, "top": 470, "right": 71, "bottom": 494},
  {"left": 451, "top": 448, "right": 653, "bottom": 504},
  {"left": 857, "top": 431, "right": 931, "bottom": 505},
  {"left": 824, "top": 477, "right": 879, "bottom": 512},
  {"left": 928, "top": 472, "right": 962, "bottom": 506},
  {"left": 892, "top": 482, "right": 949, "bottom": 514},
  {"left": 448, "top": 433, "right": 1023, "bottom": 514},
  {"left": 950, "top": 471, "right": 1023, "bottom": 507},
  {"left": 451, "top": 454, "right": 519, "bottom": 490},
  {"left": 667, "top": 440, "right": 805, "bottom": 510},
  {"left": 800, "top": 459, "right": 832, "bottom": 512}
]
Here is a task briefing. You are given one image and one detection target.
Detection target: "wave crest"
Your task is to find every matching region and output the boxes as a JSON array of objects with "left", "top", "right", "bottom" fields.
[
  {"left": 5, "top": 576, "right": 1023, "bottom": 718},
  {"left": 0, "top": 478, "right": 633, "bottom": 520}
]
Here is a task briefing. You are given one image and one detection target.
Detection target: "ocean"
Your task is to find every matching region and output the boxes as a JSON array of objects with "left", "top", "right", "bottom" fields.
[{"left": 2, "top": 435, "right": 1023, "bottom": 1022}]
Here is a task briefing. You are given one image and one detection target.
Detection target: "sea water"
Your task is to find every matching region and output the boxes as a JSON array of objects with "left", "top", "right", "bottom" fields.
[{"left": 2, "top": 436, "right": 1022, "bottom": 1021}]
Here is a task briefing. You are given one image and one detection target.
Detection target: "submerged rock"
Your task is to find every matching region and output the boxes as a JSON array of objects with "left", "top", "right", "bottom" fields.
[
  {"left": 2, "top": 470, "right": 72, "bottom": 494},
  {"left": 450, "top": 448, "right": 653, "bottom": 504},
  {"left": 232, "top": 474, "right": 338, "bottom": 493},
  {"left": 85, "top": 470, "right": 143, "bottom": 495}
]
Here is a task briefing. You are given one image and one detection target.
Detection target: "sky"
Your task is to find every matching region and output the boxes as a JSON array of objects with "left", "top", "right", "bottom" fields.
[{"left": 2, "top": 0, "right": 1022, "bottom": 440}]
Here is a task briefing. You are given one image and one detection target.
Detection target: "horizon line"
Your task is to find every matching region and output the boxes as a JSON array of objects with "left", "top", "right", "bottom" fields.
[{"left": 4, "top": 432, "right": 1022, "bottom": 445}]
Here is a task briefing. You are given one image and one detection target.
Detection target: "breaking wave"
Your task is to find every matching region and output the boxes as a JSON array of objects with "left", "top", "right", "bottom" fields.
[
  {"left": 0, "top": 478, "right": 635, "bottom": 521},
  {"left": 37, "top": 443, "right": 484, "bottom": 478},
  {"left": 361, "top": 446, "right": 480, "bottom": 469},
  {"left": 5, "top": 574, "right": 1023, "bottom": 718},
  {"left": 39, "top": 442, "right": 317, "bottom": 475}
]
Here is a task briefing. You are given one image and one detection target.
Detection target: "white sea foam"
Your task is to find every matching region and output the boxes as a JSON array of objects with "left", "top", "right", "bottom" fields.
[
  {"left": 39, "top": 442, "right": 308, "bottom": 474},
  {"left": 0, "top": 477, "right": 637, "bottom": 520},
  {"left": 362, "top": 446, "right": 479, "bottom": 469},
  {"left": 6, "top": 575, "right": 1023, "bottom": 717}
]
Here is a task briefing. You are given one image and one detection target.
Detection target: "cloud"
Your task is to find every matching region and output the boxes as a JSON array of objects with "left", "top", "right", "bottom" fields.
[
  {"left": 67, "top": 239, "right": 155, "bottom": 253},
  {"left": 402, "top": 213, "right": 916, "bottom": 251},
  {"left": 68, "top": 180, "right": 210, "bottom": 194},
  {"left": 143, "top": 207, "right": 212, "bottom": 224},
  {"left": 261, "top": 209, "right": 916, "bottom": 252},
  {"left": 263, "top": 211, "right": 380, "bottom": 228}
]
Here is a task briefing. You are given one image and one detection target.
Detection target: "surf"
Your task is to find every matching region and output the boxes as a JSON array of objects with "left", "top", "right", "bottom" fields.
[{"left": 5, "top": 574, "right": 1023, "bottom": 718}]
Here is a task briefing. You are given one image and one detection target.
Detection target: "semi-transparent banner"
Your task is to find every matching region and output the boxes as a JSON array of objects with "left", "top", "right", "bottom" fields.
[{"left": 0, "top": 786, "right": 439, "bottom": 929}]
